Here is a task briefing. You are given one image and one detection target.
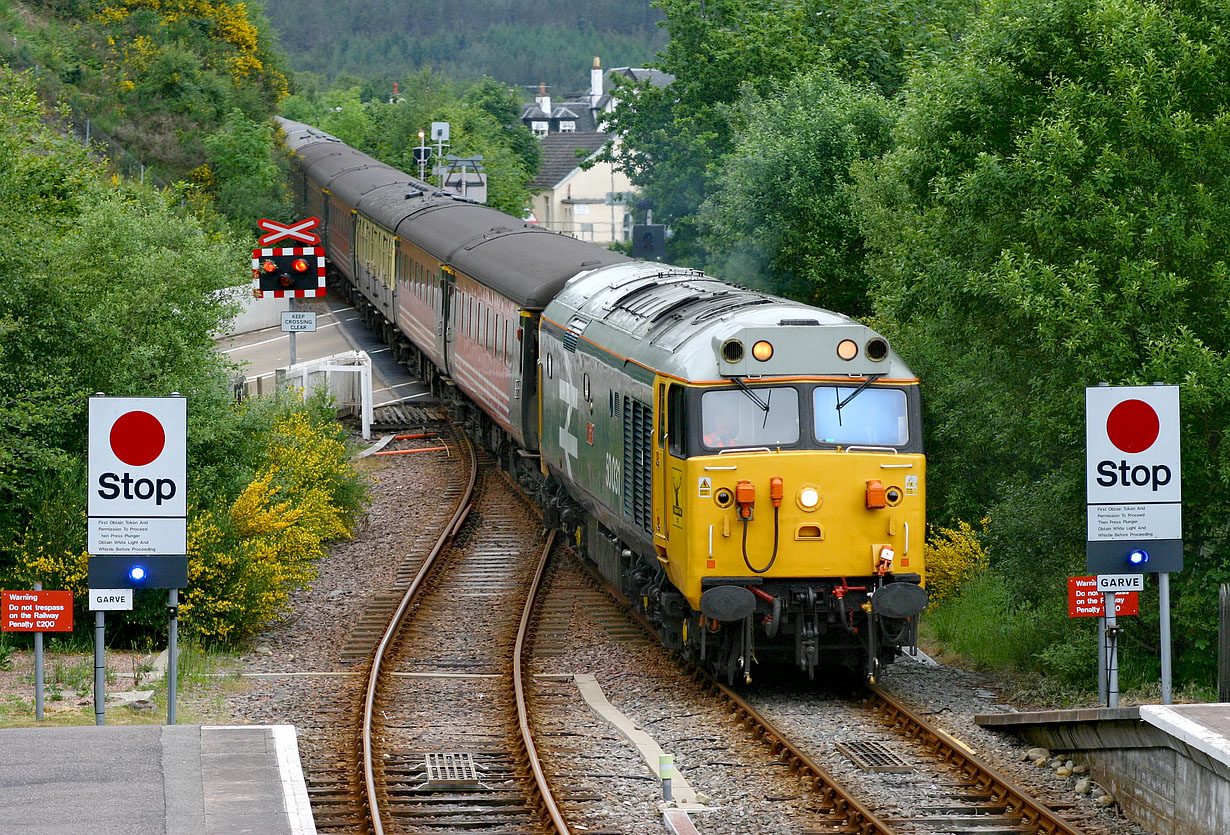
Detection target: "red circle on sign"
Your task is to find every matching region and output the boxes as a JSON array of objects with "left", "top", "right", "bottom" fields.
[
  {"left": 110, "top": 411, "right": 166, "bottom": 466},
  {"left": 1106, "top": 399, "right": 1159, "bottom": 453}
]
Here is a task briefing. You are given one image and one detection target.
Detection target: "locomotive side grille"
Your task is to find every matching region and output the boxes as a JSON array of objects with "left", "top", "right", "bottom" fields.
[
  {"left": 623, "top": 397, "right": 652, "bottom": 532},
  {"left": 562, "top": 329, "right": 580, "bottom": 353}
]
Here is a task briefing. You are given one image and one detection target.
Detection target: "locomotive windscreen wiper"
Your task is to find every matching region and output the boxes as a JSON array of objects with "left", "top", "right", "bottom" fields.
[
  {"left": 834, "top": 374, "right": 884, "bottom": 423},
  {"left": 732, "top": 376, "right": 769, "bottom": 412}
]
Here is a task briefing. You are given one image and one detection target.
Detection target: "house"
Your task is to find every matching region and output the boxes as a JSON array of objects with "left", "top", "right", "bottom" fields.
[{"left": 520, "top": 58, "right": 672, "bottom": 244}]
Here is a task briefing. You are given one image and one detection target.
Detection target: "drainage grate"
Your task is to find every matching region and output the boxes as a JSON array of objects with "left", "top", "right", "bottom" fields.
[
  {"left": 836, "top": 740, "right": 912, "bottom": 773},
  {"left": 423, "top": 752, "right": 481, "bottom": 788}
]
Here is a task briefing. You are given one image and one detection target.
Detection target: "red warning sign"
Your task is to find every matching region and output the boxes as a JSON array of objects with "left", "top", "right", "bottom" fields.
[
  {"left": 2, "top": 590, "right": 74, "bottom": 632},
  {"left": 1068, "top": 576, "right": 1139, "bottom": 618}
]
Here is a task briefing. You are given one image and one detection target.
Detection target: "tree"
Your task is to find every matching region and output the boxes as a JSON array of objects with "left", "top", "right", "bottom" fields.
[
  {"left": 854, "top": 0, "right": 1230, "bottom": 683},
  {"left": 202, "top": 108, "right": 293, "bottom": 232},
  {"left": 699, "top": 70, "right": 896, "bottom": 315},
  {"left": 598, "top": 0, "right": 975, "bottom": 265},
  {"left": 598, "top": 0, "right": 829, "bottom": 263}
]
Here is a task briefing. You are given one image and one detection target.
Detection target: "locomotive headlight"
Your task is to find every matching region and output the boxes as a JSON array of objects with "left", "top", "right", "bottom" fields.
[
  {"left": 752, "top": 340, "right": 774, "bottom": 361},
  {"left": 797, "top": 485, "right": 821, "bottom": 511},
  {"left": 837, "top": 339, "right": 858, "bottom": 360}
]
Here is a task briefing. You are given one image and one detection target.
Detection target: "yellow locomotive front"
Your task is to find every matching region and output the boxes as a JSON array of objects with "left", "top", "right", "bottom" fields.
[{"left": 648, "top": 328, "right": 927, "bottom": 683}]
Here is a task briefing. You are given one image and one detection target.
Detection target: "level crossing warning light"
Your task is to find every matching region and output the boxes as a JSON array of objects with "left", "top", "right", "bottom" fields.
[
  {"left": 252, "top": 246, "right": 326, "bottom": 298},
  {"left": 1127, "top": 548, "right": 1150, "bottom": 567}
]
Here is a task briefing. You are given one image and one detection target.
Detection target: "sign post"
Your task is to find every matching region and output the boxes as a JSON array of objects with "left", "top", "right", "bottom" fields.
[
  {"left": 1086, "top": 383, "right": 1181, "bottom": 704},
  {"left": 88, "top": 395, "right": 188, "bottom": 724},
  {"left": 2, "top": 586, "right": 73, "bottom": 720}
]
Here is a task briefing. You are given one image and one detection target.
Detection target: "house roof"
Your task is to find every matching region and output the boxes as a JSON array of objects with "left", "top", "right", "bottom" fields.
[
  {"left": 609, "top": 67, "right": 675, "bottom": 87},
  {"left": 529, "top": 133, "right": 612, "bottom": 190}
]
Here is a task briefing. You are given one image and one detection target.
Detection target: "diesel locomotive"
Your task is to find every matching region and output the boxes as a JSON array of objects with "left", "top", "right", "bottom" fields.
[{"left": 276, "top": 117, "right": 928, "bottom": 683}]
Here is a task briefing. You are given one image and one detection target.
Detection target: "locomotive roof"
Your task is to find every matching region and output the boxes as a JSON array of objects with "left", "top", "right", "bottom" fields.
[
  {"left": 278, "top": 116, "right": 630, "bottom": 308},
  {"left": 544, "top": 262, "right": 917, "bottom": 382}
]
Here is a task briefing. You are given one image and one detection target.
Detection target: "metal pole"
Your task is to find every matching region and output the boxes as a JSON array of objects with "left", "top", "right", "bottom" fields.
[
  {"left": 1097, "top": 613, "right": 1107, "bottom": 705},
  {"left": 1105, "top": 592, "right": 1119, "bottom": 708},
  {"left": 94, "top": 611, "right": 106, "bottom": 725},
  {"left": 1160, "top": 572, "right": 1173, "bottom": 704},
  {"left": 418, "top": 132, "right": 426, "bottom": 180},
  {"left": 288, "top": 296, "right": 297, "bottom": 367},
  {"left": 168, "top": 588, "right": 178, "bottom": 725},
  {"left": 33, "top": 581, "right": 43, "bottom": 721}
]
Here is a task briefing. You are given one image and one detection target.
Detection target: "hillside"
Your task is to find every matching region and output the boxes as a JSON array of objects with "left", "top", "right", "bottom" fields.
[{"left": 261, "top": 0, "right": 666, "bottom": 92}]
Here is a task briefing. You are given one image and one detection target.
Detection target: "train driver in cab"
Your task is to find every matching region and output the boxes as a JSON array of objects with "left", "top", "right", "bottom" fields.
[{"left": 703, "top": 409, "right": 739, "bottom": 449}]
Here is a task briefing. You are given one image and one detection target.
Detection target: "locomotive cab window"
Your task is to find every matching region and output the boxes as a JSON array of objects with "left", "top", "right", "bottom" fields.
[
  {"left": 813, "top": 386, "right": 909, "bottom": 447},
  {"left": 700, "top": 387, "right": 799, "bottom": 450},
  {"left": 667, "top": 385, "right": 685, "bottom": 457}
]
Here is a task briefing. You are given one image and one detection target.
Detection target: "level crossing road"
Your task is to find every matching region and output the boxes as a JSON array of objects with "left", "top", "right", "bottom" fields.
[{"left": 214, "top": 296, "right": 429, "bottom": 407}]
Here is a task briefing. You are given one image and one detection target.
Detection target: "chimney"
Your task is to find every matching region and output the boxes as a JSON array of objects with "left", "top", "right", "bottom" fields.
[
  {"left": 590, "top": 56, "right": 603, "bottom": 109},
  {"left": 536, "top": 83, "right": 551, "bottom": 119}
]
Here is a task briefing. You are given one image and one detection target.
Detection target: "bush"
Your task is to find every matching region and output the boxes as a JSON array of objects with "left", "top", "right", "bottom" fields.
[
  {"left": 925, "top": 570, "right": 1050, "bottom": 671},
  {"left": 923, "top": 518, "right": 988, "bottom": 607},
  {"left": 179, "top": 394, "right": 365, "bottom": 644}
]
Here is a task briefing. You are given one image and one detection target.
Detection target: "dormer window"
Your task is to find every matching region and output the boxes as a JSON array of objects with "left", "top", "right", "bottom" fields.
[
  {"left": 532, "top": 121, "right": 549, "bottom": 137},
  {"left": 559, "top": 120, "right": 577, "bottom": 133}
]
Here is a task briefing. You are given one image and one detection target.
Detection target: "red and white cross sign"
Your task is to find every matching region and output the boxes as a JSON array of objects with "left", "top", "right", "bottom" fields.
[{"left": 257, "top": 216, "right": 322, "bottom": 246}]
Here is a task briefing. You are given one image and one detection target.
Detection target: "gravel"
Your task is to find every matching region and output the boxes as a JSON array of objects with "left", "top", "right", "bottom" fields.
[{"left": 214, "top": 432, "right": 1158, "bottom": 835}]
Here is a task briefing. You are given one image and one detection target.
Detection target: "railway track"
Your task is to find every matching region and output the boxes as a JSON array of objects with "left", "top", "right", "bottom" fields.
[
  {"left": 336, "top": 425, "right": 574, "bottom": 834},
  {"left": 713, "top": 679, "right": 1093, "bottom": 835},
  {"left": 531, "top": 548, "right": 1094, "bottom": 835}
]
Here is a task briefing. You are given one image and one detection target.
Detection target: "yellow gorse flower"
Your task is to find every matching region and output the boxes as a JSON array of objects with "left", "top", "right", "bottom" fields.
[
  {"left": 923, "top": 518, "right": 990, "bottom": 609},
  {"left": 180, "top": 408, "right": 362, "bottom": 643}
]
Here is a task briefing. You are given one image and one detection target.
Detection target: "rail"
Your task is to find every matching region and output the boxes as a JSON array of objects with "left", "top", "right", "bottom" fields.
[
  {"left": 514, "top": 531, "right": 570, "bottom": 833},
  {"left": 361, "top": 429, "right": 477, "bottom": 834}
]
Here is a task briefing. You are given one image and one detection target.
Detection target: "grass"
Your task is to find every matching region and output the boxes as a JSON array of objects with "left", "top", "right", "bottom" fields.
[
  {"left": 923, "top": 569, "right": 1221, "bottom": 708},
  {"left": 0, "top": 642, "right": 247, "bottom": 728}
]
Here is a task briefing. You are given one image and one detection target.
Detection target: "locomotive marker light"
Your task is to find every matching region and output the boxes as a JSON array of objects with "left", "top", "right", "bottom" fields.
[{"left": 1086, "top": 383, "right": 1181, "bottom": 706}]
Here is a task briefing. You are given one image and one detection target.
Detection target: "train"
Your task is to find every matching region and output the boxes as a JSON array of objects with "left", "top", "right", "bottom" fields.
[{"left": 274, "top": 116, "right": 928, "bottom": 684}]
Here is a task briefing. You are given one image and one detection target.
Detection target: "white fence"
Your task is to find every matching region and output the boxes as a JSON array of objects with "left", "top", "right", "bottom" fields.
[{"left": 272, "top": 350, "right": 373, "bottom": 440}]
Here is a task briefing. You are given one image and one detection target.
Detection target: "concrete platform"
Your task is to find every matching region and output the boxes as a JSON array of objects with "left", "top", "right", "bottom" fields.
[
  {"left": 0, "top": 724, "right": 315, "bottom": 835},
  {"left": 976, "top": 703, "right": 1230, "bottom": 835}
]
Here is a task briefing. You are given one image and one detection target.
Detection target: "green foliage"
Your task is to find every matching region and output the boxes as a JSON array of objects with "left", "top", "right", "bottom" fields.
[
  {"left": 699, "top": 69, "right": 896, "bottom": 313},
  {"left": 599, "top": 0, "right": 829, "bottom": 264},
  {"left": 856, "top": 0, "right": 1230, "bottom": 688},
  {"left": 2, "top": 0, "right": 288, "bottom": 188},
  {"left": 0, "top": 68, "right": 365, "bottom": 647},
  {"left": 260, "top": 0, "right": 666, "bottom": 90},
  {"left": 182, "top": 393, "right": 365, "bottom": 645},
  {"left": 925, "top": 570, "right": 1052, "bottom": 671},
  {"left": 281, "top": 73, "right": 537, "bottom": 216},
  {"left": 200, "top": 107, "right": 293, "bottom": 231},
  {"left": 923, "top": 518, "right": 989, "bottom": 607},
  {"left": 600, "top": 0, "right": 976, "bottom": 264}
]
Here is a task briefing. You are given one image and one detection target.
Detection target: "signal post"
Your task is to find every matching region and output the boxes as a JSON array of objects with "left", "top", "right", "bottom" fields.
[
  {"left": 1086, "top": 383, "right": 1182, "bottom": 705},
  {"left": 252, "top": 217, "right": 326, "bottom": 367}
]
